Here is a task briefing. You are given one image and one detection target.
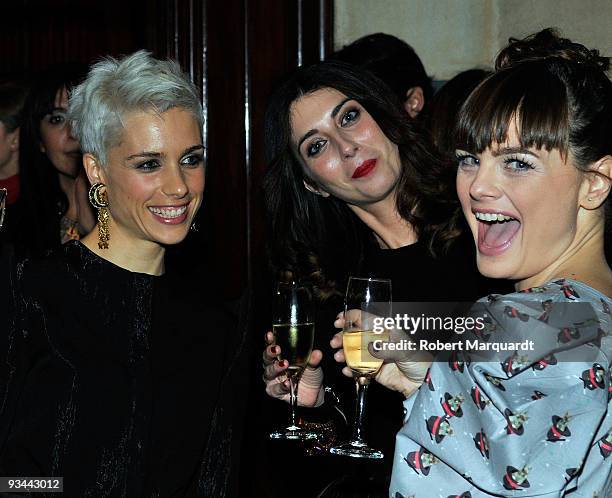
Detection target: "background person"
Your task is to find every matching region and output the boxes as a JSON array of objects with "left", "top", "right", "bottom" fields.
[
  {"left": 15, "top": 63, "right": 94, "bottom": 256},
  {"left": 0, "top": 78, "right": 28, "bottom": 245},
  {"left": 330, "top": 33, "right": 432, "bottom": 120}
]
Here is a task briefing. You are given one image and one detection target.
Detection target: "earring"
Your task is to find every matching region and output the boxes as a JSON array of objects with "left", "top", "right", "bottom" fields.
[{"left": 88, "top": 182, "right": 110, "bottom": 249}]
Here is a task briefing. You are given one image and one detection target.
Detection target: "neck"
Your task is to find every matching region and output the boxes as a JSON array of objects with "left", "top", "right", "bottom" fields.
[
  {"left": 517, "top": 223, "right": 612, "bottom": 296},
  {"left": 81, "top": 223, "right": 165, "bottom": 276},
  {"left": 347, "top": 193, "right": 417, "bottom": 249},
  {"left": 58, "top": 173, "right": 78, "bottom": 218},
  {"left": 0, "top": 154, "right": 19, "bottom": 180}
]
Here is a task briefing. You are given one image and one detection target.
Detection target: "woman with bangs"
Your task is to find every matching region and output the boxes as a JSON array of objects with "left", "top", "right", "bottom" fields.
[
  {"left": 16, "top": 64, "right": 95, "bottom": 256},
  {"left": 390, "top": 29, "right": 612, "bottom": 497}
]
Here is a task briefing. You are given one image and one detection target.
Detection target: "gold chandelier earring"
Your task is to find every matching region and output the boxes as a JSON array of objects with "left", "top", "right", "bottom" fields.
[{"left": 88, "top": 182, "right": 110, "bottom": 249}]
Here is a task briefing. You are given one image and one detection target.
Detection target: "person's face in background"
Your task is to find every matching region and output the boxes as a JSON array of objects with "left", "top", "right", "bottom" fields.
[
  {"left": 455, "top": 124, "right": 587, "bottom": 286},
  {"left": 39, "top": 86, "right": 81, "bottom": 178},
  {"left": 0, "top": 121, "right": 19, "bottom": 177},
  {"left": 87, "top": 107, "right": 205, "bottom": 248},
  {"left": 290, "top": 87, "right": 401, "bottom": 207}
]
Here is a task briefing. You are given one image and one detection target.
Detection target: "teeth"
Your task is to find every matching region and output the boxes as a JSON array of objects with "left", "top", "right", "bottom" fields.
[
  {"left": 475, "top": 212, "right": 515, "bottom": 222},
  {"left": 149, "top": 206, "right": 187, "bottom": 218}
]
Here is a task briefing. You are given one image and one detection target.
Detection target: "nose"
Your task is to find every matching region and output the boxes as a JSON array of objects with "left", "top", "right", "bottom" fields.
[
  {"left": 161, "top": 165, "right": 189, "bottom": 198},
  {"left": 336, "top": 133, "right": 358, "bottom": 159},
  {"left": 469, "top": 164, "right": 502, "bottom": 201}
]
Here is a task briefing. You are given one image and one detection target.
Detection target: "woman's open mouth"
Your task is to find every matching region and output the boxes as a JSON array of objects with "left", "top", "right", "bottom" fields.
[
  {"left": 474, "top": 210, "right": 520, "bottom": 256},
  {"left": 148, "top": 203, "right": 189, "bottom": 225}
]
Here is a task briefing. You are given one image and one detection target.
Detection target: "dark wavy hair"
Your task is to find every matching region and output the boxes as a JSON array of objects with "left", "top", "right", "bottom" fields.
[
  {"left": 455, "top": 28, "right": 612, "bottom": 260},
  {"left": 263, "top": 61, "right": 458, "bottom": 298},
  {"left": 16, "top": 63, "right": 87, "bottom": 256},
  {"left": 330, "top": 33, "right": 433, "bottom": 113},
  {"left": 429, "top": 68, "right": 491, "bottom": 159}
]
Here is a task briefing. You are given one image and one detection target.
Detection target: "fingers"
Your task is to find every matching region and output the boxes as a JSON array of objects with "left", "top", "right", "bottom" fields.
[
  {"left": 334, "top": 311, "right": 345, "bottom": 329},
  {"left": 265, "top": 377, "right": 290, "bottom": 398},
  {"left": 330, "top": 332, "right": 343, "bottom": 349},
  {"left": 308, "top": 349, "right": 323, "bottom": 367},
  {"left": 263, "top": 358, "right": 288, "bottom": 381},
  {"left": 342, "top": 366, "right": 353, "bottom": 378},
  {"left": 263, "top": 331, "right": 278, "bottom": 366},
  {"left": 333, "top": 348, "right": 345, "bottom": 363},
  {"left": 367, "top": 341, "right": 383, "bottom": 359}
]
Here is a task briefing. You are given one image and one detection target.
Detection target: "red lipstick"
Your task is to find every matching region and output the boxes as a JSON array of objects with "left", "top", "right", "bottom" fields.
[{"left": 352, "top": 159, "right": 377, "bottom": 179}]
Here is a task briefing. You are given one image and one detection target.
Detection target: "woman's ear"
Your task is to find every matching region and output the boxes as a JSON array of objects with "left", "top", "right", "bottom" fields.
[
  {"left": 82, "top": 153, "right": 107, "bottom": 186},
  {"left": 302, "top": 179, "right": 330, "bottom": 198},
  {"left": 581, "top": 156, "right": 612, "bottom": 209},
  {"left": 9, "top": 127, "right": 19, "bottom": 151},
  {"left": 404, "top": 86, "right": 425, "bottom": 118}
]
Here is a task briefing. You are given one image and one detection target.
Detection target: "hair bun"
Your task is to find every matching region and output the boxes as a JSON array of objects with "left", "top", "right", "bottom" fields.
[{"left": 496, "top": 28, "right": 610, "bottom": 72}]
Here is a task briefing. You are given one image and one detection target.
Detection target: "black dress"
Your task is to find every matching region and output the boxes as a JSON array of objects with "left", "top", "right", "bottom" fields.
[{"left": 0, "top": 241, "right": 249, "bottom": 498}]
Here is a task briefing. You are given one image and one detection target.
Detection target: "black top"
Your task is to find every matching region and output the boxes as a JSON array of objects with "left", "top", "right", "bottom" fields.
[
  {"left": 364, "top": 233, "right": 508, "bottom": 301},
  {"left": 0, "top": 241, "right": 249, "bottom": 497}
]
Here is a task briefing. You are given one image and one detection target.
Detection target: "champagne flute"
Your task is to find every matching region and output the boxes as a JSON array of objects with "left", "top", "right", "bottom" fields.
[
  {"left": 330, "top": 277, "right": 391, "bottom": 459},
  {"left": 0, "top": 188, "right": 6, "bottom": 230},
  {"left": 269, "top": 280, "right": 318, "bottom": 440}
]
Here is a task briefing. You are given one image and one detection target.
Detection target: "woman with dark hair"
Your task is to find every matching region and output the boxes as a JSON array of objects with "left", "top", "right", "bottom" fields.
[
  {"left": 16, "top": 63, "right": 94, "bottom": 255},
  {"left": 262, "top": 60, "right": 484, "bottom": 303},
  {"left": 261, "top": 61, "right": 500, "bottom": 496},
  {"left": 391, "top": 29, "right": 612, "bottom": 497}
]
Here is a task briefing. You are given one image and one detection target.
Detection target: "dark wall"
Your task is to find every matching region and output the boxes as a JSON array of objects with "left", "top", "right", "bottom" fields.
[{"left": 0, "top": 0, "right": 334, "bottom": 299}]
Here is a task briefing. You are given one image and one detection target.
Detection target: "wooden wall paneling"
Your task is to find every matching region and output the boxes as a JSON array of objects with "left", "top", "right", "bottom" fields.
[{"left": 203, "top": 0, "right": 248, "bottom": 298}]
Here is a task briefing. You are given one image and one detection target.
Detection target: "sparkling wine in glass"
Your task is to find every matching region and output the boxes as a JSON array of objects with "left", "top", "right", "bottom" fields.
[
  {"left": 269, "top": 281, "right": 318, "bottom": 440},
  {"left": 330, "top": 276, "right": 391, "bottom": 459}
]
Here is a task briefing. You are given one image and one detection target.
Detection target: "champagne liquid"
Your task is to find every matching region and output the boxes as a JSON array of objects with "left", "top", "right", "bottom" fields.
[
  {"left": 273, "top": 323, "right": 315, "bottom": 371},
  {"left": 343, "top": 330, "right": 390, "bottom": 376}
]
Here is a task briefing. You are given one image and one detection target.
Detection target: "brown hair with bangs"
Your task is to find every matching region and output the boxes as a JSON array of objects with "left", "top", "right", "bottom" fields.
[
  {"left": 455, "top": 28, "right": 611, "bottom": 170},
  {"left": 455, "top": 28, "right": 612, "bottom": 261}
]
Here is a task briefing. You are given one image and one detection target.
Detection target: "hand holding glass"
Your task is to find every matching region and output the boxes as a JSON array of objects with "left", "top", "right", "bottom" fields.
[
  {"left": 269, "top": 281, "right": 318, "bottom": 440},
  {"left": 330, "top": 277, "right": 391, "bottom": 459}
]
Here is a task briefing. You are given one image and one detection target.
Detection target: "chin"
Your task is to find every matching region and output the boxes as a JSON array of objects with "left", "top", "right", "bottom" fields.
[
  {"left": 151, "top": 228, "right": 191, "bottom": 246},
  {"left": 476, "top": 256, "right": 515, "bottom": 281}
]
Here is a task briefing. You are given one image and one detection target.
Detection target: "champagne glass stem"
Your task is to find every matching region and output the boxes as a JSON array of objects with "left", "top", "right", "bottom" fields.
[
  {"left": 288, "top": 372, "right": 300, "bottom": 430},
  {"left": 351, "top": 376, "right": 370, "bottom": 444}
]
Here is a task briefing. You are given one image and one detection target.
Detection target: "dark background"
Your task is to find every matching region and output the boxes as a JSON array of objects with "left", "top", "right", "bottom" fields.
[{"left": 0, "top": 0, "right": 334, "bottom": 299}]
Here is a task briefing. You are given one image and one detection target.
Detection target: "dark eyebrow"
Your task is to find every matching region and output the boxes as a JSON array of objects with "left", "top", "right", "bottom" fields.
[
  {"left": 182, "top": 144, "right": 205, "bottom": 156},
  {"left": 491, "top": 147, "right": 540, "bottom": 158},
  {"left": 125, "top": 144, "right": 205, "bottom": 162},
  {"left": 331, "top": 97, "right": 352, "bottom": 119},
  {"left": 296, "top": 97, "right": 353, "bottom": 151},
  {"left": 44, "top": 107, "right": 66, "bottom": 116},
  {"left": 125, "top": 151, "right": 162, "bottom": 161}
]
